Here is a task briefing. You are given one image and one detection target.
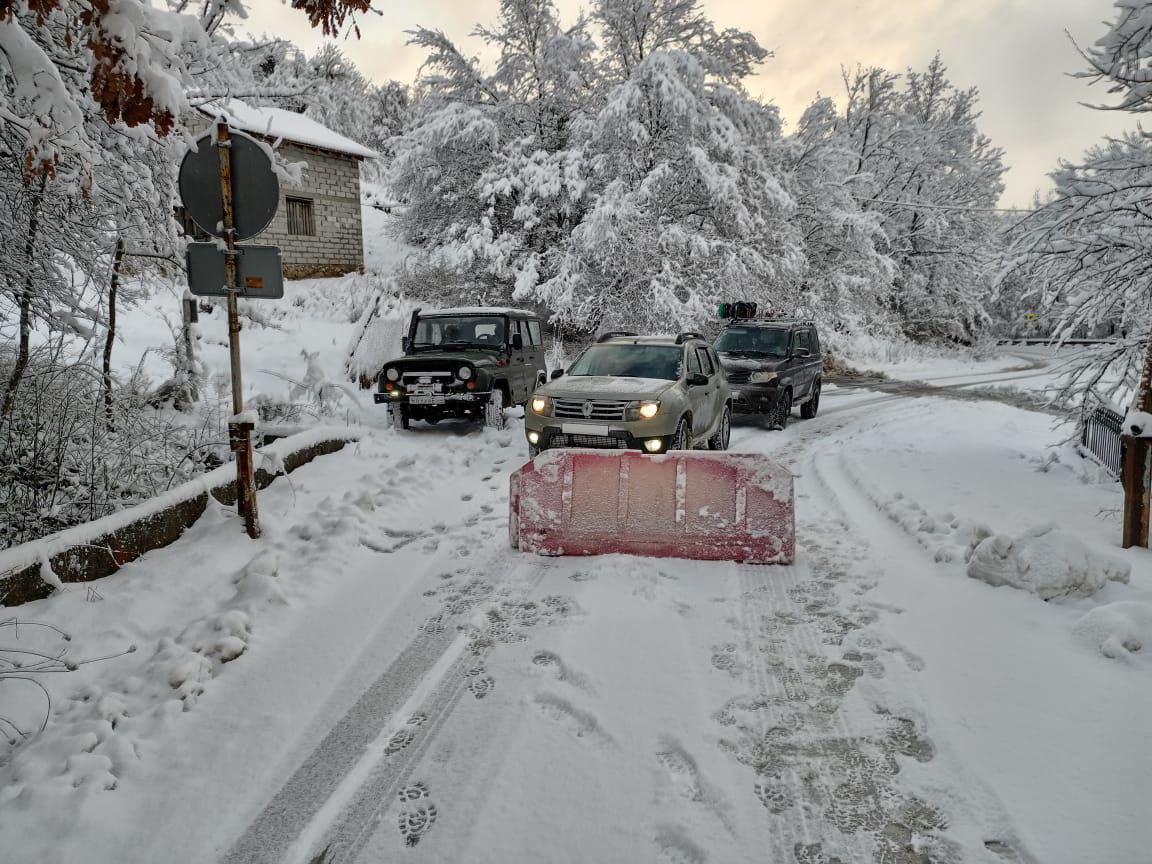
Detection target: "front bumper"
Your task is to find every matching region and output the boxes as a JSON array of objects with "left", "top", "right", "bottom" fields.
[
  {"left": 729, "top": 385, "right": 782, "bottom": 414},
  {"left": 374, "top": 391, "right": 489, "bottom": 406},
  {"left": 524, "top": 414, "right": 680, "bottom": 452}
]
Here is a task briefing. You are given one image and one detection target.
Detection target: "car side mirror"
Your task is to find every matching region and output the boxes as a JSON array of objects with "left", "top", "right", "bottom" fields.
[
  {"left": 511, "top": 333, "right": 524, "bottom": 351},
  {"left": 401, "top": 336, "right": 411, "bottom": 353},
  {"left": 688, "top": 373, "right": 709, "bottom": 387},
  {"left": 550, "top": 369, "right": 565, "bottom": 380}
]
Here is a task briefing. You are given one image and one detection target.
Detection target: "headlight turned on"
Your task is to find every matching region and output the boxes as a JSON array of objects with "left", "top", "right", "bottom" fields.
[
  {"left": 531, "top": 396, "right": 549, "bottom": 414},
  {"left": 749, "top": 370, "right": 778, "bottom": 384},
  {"left": 626, "top": 400, "right": 660, "bottom": 421}
]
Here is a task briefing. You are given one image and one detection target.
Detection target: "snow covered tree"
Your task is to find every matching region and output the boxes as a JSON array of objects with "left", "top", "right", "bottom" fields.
[
  {"left": 1007, "top": 2, "right": 1152, "bottom": 412},
  {"left": 835, "top": 58, "right": 1006, "bottom": 342},
  {"left": 391, "top": 0, "right": 802, "bottom": 333},
  {"left": 389, "top": 0, "right": 598, "bottom": 305},
  {"left": 533, "top": 22, "right": 801, "bottom": 332},
  {"left": 1007, "top": 133, "right": 1152, "bottom": 407},
  {"left": 782, "top": 96, "right": 896, "bottom": 334}
]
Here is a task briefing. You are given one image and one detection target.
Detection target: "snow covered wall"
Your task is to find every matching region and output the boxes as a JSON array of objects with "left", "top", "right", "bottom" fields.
[{"left": 0, "top": 428, "right": 362, "bottom": 606}]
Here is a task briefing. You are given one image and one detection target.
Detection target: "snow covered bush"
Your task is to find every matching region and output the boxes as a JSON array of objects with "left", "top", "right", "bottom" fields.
[
  {"left": 966, "top": 524, "right": 1130, "bottom": 600},
  {"left": 0, "top": 352, "right": 227, "bottom": 549},
  {"left": 1073, "top": 601, "right": 1152, "bottom": 660}
]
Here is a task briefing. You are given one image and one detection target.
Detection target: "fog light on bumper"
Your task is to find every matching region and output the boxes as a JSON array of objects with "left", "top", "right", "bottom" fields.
[
  {"left": 528, "top": 431, "right": 540, "bottom": 445},
  {"left": 644, "top": 438, "right": 663, "bottom": 453}
]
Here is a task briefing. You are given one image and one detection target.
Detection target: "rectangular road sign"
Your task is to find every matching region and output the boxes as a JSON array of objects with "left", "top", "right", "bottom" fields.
[{"left": 187, "top": 242, "right": 284, "bottom": 299}]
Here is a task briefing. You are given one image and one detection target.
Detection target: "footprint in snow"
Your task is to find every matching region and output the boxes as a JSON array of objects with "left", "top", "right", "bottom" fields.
[
  {"left": 532, "top": 693, "right": 610, "bottom": 744},
  {"left": 653, "top": 826, "right": 707, "bottom": 864}
]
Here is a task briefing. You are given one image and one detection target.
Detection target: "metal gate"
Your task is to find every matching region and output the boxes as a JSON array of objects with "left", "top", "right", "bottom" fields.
[{"left": 1081, "top": 403, "right": 1125, "bottom": 478}]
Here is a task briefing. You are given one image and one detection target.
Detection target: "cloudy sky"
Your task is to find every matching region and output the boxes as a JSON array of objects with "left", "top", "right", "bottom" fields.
[{"left": 243, "top": 0, "right": 1132, "bottom": 207}]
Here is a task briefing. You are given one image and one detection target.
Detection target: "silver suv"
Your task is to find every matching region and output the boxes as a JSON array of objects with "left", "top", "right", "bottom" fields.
[{"left": 524, "top": 332, "right": 732, "bottom": 456}]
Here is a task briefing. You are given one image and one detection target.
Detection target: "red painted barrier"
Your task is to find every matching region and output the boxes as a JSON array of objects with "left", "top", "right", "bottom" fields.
[{"left": 509, "top": 449, "right": 794, "bottom": 564}]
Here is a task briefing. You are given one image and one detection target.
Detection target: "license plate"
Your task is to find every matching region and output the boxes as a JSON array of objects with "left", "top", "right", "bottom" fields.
[
  {"left": 562, "top": 422, "right": 609, "bottom": 436},
  {"left": 409, "top": 395, "right": 445, "bottom": 405}
]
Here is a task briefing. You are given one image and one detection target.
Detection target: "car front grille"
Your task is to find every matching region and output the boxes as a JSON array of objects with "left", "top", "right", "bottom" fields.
[
  {"left": 724, "top": 369, "right": 751, "bottom": 384},
  {"left": 547, "top": 434, "right": 627, "bottom": 450},
  {"left": 552, "top": 398, "right": 629, "bottom": 420},
  {"left": 401, "top": 371, "right": 455, "bottom": 385}
]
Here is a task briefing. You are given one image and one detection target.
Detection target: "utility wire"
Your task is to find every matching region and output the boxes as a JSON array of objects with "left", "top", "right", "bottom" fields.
[{"left": 853, "top": 195, "right": 1030, "bottom": 214}]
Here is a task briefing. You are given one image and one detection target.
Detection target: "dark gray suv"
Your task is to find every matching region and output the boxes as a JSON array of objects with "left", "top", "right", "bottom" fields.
[{"left": 714, "top": 319, "right": 822, "bottom": 429}]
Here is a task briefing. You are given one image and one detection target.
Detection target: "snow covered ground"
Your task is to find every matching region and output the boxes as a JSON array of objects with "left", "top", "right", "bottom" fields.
[{"left": 2, "top": 332, "right": 1149, "bottom": 863}]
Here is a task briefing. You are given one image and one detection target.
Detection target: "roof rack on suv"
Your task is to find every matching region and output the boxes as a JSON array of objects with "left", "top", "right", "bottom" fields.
[
  {"left": 675, "top": 332, "right": 707, "bottom": 344},
  {"left": 596, "top": 331, "right": 637, "bottom": 343}
]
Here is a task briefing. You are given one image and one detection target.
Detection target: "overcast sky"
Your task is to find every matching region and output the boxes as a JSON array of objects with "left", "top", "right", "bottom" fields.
[{"left": 243, "top": 0, "right": 1132, "bottom": 208}]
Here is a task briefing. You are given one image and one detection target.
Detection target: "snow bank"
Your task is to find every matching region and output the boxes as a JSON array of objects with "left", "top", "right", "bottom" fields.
[
  {"left": 1072, "top": 602, "right": 1152, "bottom": 660},
  {"left": 0, "top": 427, "right": 364, "bottom": 601},
  {"left": 344, "top": 290, "right": 420, "bottom": 385},
  {"left": 966, "top": 525, "right": 1130, "bottom": 600}
]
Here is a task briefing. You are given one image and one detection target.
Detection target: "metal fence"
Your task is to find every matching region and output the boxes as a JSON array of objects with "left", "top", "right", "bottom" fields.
[{"left": 1081, "top": 403, "right": 1125, "bottom": 478}]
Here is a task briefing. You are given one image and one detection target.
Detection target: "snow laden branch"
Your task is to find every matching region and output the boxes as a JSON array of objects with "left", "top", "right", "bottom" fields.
[
  {"left": 0, "top": 617, "right": 135, "bottom": 747},
  {"left": 389, "top": 1, "right": 1005, "bottom": 341}
]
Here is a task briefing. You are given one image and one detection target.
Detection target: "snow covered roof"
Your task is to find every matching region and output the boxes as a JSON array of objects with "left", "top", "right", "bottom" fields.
[
  {"left": 424, "top": 307, "right": 537, "bottom": 317},
  {"left": 198, "top": 100, "right": 378, "bottom": 160}
]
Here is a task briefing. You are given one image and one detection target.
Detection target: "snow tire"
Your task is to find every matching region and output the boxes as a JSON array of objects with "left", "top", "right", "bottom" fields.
[{"left": 800, "top": 380, "right": 821, "bottom": 420}]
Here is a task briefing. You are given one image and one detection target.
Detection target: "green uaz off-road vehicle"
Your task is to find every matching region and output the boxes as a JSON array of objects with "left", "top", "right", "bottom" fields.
[{"left": 375, "top": 307, "right": 547, "bottom": 430}]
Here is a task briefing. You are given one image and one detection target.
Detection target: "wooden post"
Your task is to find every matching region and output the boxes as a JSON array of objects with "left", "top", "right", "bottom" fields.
[
  {"left": 1122, "top": 324, "right": 1152, "bottom": 548},
  {"left": 216, "top": 120, "right": 261, "bottom": 539},
  {"left": 1122, "top": 437, "right": 1150, "bottom": 548}
]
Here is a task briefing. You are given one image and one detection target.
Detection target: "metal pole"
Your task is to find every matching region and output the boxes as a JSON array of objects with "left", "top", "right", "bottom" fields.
[{"left": 216, "top": 120, "right": 261, "bottom": 539}]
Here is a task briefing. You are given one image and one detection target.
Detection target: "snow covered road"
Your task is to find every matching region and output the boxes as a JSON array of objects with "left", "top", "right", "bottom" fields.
[{"left": 3, "top": 364, "right": 1149, "bottom": 864}]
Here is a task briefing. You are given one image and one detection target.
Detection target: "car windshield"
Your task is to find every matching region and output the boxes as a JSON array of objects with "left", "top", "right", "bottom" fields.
[
  {"left": 567, "top": 344, "right": 683, "bottom": 380},
  {"left": 412, "top": 316, "right": 506, "bottom": 349},
  {"left": 715, "top": 326, "right": 790, "bottom": 357}
]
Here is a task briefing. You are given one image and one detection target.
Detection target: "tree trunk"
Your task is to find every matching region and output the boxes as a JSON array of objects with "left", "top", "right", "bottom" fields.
[
  {"left": 1, "top": 176, "right": 47, "bottom": 420},
  {"left": 102, "top": 238, "right": 124, "bottom": 430}
]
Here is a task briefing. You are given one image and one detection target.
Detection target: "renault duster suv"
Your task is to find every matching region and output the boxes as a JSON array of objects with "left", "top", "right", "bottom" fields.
[{"left": 524, "top": 333, "right": 732, "bottom": 456}]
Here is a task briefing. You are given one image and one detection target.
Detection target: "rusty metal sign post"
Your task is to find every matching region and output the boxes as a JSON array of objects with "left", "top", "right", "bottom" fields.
[
  {"left": 216, "top": 121, "right": 261, "bottom": 539},
  {"left": 179, "top": 121, "right": 284, "bottom": 540}
]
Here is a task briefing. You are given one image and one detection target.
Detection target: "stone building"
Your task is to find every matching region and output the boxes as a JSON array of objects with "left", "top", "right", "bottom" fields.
[{"left": 183, "top": 101, "right": 377, "bottom": 278}]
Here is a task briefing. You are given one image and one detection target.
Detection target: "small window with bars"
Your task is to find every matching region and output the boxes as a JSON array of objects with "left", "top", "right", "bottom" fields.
[{"left": 286, "top": 197, "right": 315, "bottom": 236}]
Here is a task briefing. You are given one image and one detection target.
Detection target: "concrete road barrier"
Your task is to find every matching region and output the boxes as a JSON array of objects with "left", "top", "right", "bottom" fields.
[{"left": 509, "top": 449, "right": 795, "bottom": 564}]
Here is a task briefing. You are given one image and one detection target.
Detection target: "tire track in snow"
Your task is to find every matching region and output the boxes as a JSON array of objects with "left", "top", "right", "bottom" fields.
[
  {"left": 717, "top": 396, "right": 1015, "bottom": 863},
  {"left": 220, "top": 434, "right": 532, "bottom": 864}
]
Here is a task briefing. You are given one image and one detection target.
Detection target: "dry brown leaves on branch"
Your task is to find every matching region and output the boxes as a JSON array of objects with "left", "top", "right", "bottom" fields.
[{"left": 290, "top": 0, "right": 374, "bottom": 38}]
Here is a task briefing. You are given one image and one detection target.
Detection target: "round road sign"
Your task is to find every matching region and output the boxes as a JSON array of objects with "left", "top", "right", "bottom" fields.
[{"left": 178, "top": 129, "right": 280, "bottom": 241}]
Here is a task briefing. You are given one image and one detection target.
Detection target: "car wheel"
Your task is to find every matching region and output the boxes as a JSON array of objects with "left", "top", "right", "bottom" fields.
[
  {"left": 800, "top": 379, "right": 821, "bottom": 419},
  {"left": 484, "top": 388, "right": 507, "bottom": 430},
  {"left": 708, "top": 405, "right": 731, "bottom": 450},
  {"left": 670, "top": 417, "right": 689, "bottom": 450},
  {"left": 773, "top": 389, "right": 792, "bottom": 431}
]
